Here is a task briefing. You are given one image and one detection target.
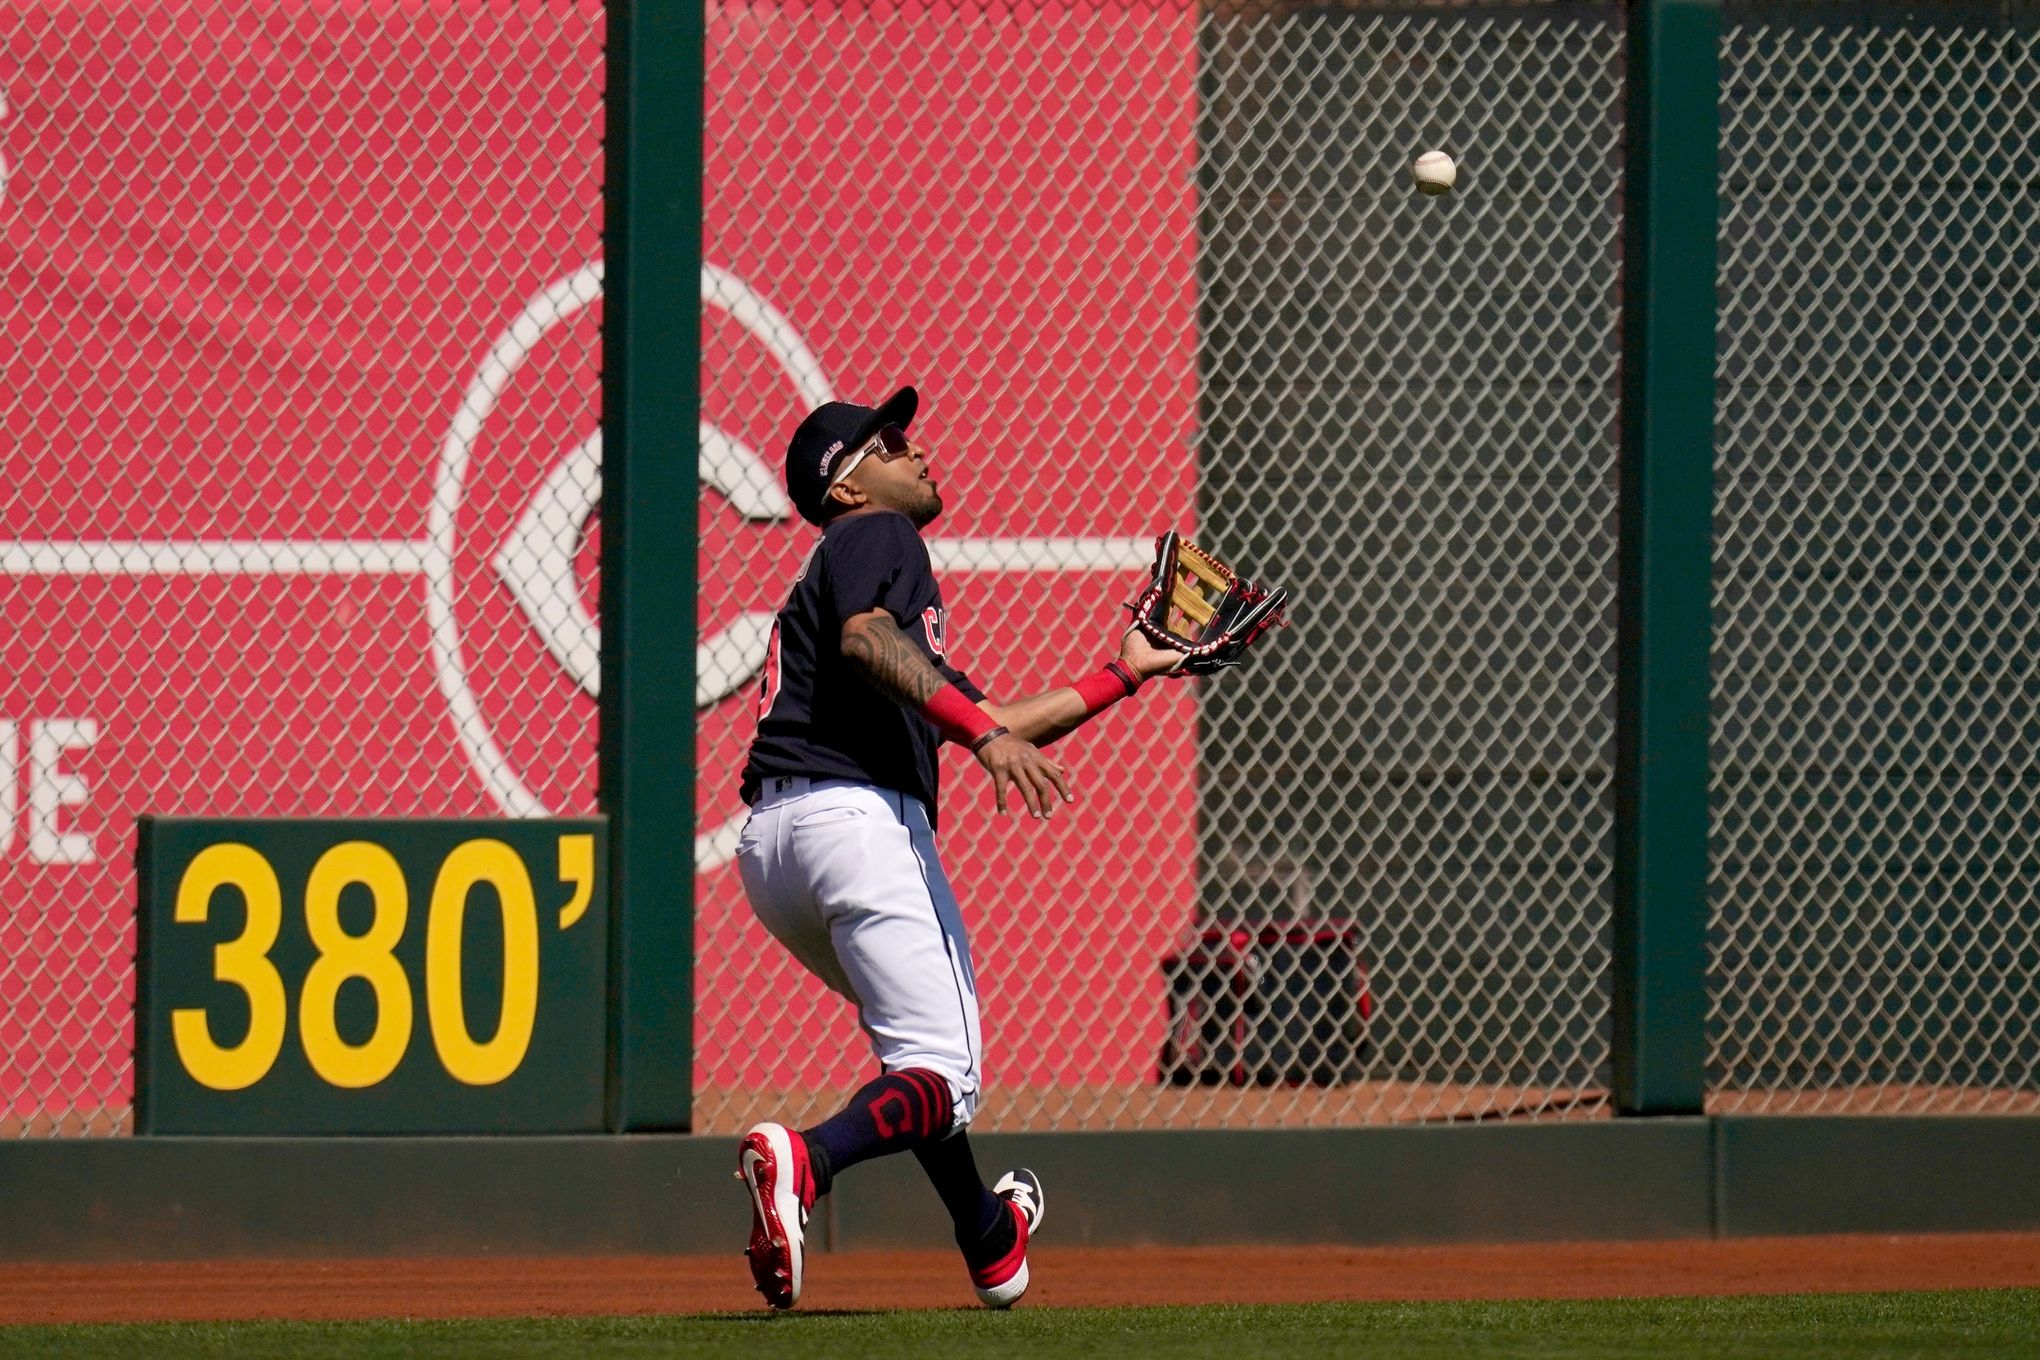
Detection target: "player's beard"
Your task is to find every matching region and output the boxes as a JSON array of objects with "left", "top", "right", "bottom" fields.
[{"left": 907, "top": 483, "right": 942, "bottom": 528}]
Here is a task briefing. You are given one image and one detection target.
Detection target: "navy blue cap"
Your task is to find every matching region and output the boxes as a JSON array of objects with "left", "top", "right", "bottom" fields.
[{"left": 784, "top": 386, "right": 919, "bottom": 525}]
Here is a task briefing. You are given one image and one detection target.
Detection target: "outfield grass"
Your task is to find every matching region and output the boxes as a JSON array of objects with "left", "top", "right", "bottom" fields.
[{"left": 3, "top": 1290, "right": 2037, "bottom": 1359}]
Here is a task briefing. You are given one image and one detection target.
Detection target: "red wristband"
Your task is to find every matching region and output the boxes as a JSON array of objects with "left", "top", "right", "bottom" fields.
[
  {"left": 1072, "top": 660, "right": 1143, "bottom": 718},
  {"left": 921, "top": 683, "right": 1000, "bottom": 746}
]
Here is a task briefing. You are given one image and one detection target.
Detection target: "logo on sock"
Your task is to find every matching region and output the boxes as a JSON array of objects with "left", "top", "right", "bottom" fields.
[{"left": 869, "top": 1087, "right": 915, "bottom": 1138}]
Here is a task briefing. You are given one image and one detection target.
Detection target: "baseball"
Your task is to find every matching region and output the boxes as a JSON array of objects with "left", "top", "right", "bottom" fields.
[{"left": 1412, "top": 149, "right": 1457, "bottom": 196}]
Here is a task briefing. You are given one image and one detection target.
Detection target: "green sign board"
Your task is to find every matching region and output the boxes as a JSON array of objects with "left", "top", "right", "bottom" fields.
[{"left": 136, "top": 818, "right": 609, "bottom": 1134}]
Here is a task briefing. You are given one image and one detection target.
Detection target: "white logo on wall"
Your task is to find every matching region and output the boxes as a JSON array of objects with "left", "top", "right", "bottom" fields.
[{"left": 428, "top": 261, "right": 836, "bottom": 867}]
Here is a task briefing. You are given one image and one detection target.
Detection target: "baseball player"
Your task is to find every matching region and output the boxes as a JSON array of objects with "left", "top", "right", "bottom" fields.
[{"left": 733, "top": 385, "right": 1180, "bottom": 1310}]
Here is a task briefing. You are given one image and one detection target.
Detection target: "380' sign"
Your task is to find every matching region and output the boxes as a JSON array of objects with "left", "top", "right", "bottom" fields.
[
  {"left": 136, "top": 818, "right": 609, "bottom": 1135},
  {"left": 172, "top": 835, "right": 593, "bottom": 1091}
]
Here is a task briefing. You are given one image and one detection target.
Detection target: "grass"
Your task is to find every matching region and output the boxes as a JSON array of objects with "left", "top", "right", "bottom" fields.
[{"left": 3, "top": 1291, "right": 2038, "bottom": 1359}]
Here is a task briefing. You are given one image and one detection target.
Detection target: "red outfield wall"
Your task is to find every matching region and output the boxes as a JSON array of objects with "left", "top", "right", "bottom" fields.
[{"left": 1, "top": 1, "right": 1198, "bottom": 1123}]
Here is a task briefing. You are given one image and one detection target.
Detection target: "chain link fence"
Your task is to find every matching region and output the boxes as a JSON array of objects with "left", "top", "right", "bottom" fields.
[
  {"left": 1708, "top": 2, "right": 2040, "bottom": 1115},
  {"left": 1193, "top": 1, "right": 1624, "bottom": 1122},
  {"left": 695, "top": 0, "right": 1626, "bottom": 1133},
  {"left": 12, "top": 0, "right": 2035, "bottom": 1140},
  {"left": 2, "top": 1, "right": 605, "bottom": 1134}
]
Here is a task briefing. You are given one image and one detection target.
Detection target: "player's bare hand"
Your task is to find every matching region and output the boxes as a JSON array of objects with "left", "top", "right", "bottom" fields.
[
  {"left": 1118, "top": 625, "right": 1184, "bottom": 680},
  {"left": 975, "top": 733, "right": 1074, "bottom": 819}
]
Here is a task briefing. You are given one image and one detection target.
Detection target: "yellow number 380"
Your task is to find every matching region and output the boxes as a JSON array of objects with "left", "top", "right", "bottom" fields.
[{"left": 170, "top": 835, "right": 595, "bottom": 1092}]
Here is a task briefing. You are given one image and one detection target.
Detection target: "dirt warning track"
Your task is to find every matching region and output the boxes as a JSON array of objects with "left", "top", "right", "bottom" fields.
[{"left": 3, "top": 1234, "right": 2037, "bottom": 1326}]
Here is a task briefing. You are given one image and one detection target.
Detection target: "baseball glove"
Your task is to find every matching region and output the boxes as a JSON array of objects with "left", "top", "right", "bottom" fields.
[{"left": 1126, "top": 531, "right": 1288, "bottom": 676}]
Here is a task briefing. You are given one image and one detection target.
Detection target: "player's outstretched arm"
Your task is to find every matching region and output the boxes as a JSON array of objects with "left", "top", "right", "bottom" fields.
[
  {"left": 840, "top": 608, "right": 1073, "bottom": 818},
  {"left": 979, "top": 627, "right": 1182, "bottom": 748}
]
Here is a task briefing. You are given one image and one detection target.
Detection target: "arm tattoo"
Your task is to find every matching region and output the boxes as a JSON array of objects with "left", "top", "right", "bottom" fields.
[{"left": 841, "top": 612, "right": 947, "bottom": 708}]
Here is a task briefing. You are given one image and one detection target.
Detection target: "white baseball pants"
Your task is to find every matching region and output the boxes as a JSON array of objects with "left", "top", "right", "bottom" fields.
[{"left": 735, "top": 775, "right": 982, "bottom": 1129}]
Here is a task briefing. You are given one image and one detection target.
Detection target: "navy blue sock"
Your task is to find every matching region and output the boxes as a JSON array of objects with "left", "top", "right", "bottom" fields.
[
  {"left": 912, "top": 1129, "right": 1010, "bottom": 1263},
  {"left": 800, "top": 1068, "right": 954, "bottom": 1198}
]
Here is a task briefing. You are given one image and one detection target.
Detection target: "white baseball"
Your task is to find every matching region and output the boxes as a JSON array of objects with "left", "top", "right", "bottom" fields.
[{"left": 1412, "top": 150, "right": 1457, "bottom": 196}]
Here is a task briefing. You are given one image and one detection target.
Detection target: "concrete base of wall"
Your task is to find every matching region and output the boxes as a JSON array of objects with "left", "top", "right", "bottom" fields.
[
  {"left": 1, "top": 1117, "right": 2034, "bottom": 1262},
  {"left": 1713, "top": 1116, "right": 2040, "bottom": 1237}
]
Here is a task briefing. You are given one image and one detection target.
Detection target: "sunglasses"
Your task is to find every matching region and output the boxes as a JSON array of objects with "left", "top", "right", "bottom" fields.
[{"left": 828, "top": 424, "right": 912, "bottom": 487}]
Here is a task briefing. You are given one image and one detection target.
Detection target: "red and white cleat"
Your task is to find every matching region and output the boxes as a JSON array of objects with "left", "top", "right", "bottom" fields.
[
  {"left": 971, "top": 1168, "right": 1045, "bottom": 1309},
  {"left": 736, "top": 1122, "right": 816, "bottom": 1310}
]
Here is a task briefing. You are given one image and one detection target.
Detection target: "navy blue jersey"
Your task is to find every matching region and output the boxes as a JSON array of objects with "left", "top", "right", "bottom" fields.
[{"left": 740, "top": 509, "right": 982, "bottom": 821}]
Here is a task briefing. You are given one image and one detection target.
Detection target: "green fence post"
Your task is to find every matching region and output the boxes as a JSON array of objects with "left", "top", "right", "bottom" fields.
[
  {"left": 1612, "top": 0, "right": 1719, "bottom": 1116},
  {"left": 599, "top": 0, "right": 704, "bottom": 1131}
]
